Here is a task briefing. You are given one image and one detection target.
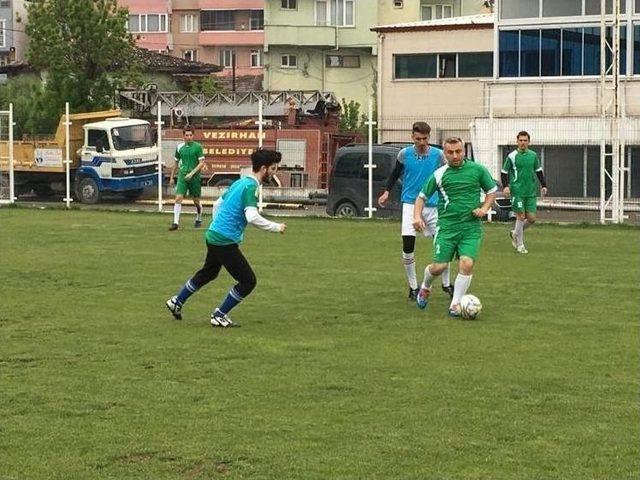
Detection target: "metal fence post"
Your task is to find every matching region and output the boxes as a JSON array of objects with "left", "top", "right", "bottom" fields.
[
  {"left": 156, "top": 101, "right": 164, "bottom": 213},
  {"left": 364, "top": 99, "right": 377, "bottom": 219}
]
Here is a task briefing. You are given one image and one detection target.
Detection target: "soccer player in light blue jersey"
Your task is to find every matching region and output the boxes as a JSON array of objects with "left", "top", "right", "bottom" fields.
[
  {"left": 166, "top": 150, "right": 286, "bottom": 328},
  {"left": 378, "top": 122, "right": 452, "bottom": 302}
]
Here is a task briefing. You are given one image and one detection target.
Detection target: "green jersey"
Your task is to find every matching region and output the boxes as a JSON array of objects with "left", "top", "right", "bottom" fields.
[
  {"left": 420, "top": 159, "right": 497, "bottom": 230},
  {"left": 501, "top": 149, "right": 541, "bottom": 197},
  {"left": 175, "top": 141, "right": 205, "bottom": 177}
]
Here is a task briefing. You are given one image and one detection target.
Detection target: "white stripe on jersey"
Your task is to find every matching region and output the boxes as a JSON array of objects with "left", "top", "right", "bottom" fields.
[{"left": 433, "top": 164, "right": 450, "bottom": 210}]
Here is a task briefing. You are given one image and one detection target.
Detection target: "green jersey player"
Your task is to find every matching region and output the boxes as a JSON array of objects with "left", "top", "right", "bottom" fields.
[
  {"left": 501, "top": 131, "right": 548, "bottom": 254},
  {"left": 168, "top": 126, "right": 206, "bottom": 231},
  {"left": 412, "top": 137, "right": 497, "bottom": 317}
]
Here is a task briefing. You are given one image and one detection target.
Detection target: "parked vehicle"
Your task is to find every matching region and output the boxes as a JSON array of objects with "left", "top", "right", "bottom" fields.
[
  {"left": 326, "top": 144, "right": 403, "bottom": 217},
  {"left": 0, "top": 110, "right": 158, "bottom": 204}
]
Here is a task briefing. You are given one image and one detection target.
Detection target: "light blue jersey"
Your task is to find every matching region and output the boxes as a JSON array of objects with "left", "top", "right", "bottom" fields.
[
  {"left": 398, "top": 146, "right": 444, "bottom": 206},
  {"left": 206, "top": 176, "right": 259, "bottom": 245}
]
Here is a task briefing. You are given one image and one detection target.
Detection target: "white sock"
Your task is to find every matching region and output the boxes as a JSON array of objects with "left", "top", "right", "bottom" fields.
[
  {"left": 196, "top": 204, "right": 202, "bottom": 221},
  {"left": 451, "top": 274, "right": 472, "bottom": 308},
  {"left": 402, "top": 252, "right": 417, "bottom": 290},
  {"left": 421, "top": 265, "right": 435, "bottom": 290},
  {"left": 173, "top": 203, "right": 182, "bottom": 225},
  {"left": 441, "top": 263, "right": 451, "bottom": 287},
  {"left": 515, "top": 219, "right": 525, "bottom": 247}
]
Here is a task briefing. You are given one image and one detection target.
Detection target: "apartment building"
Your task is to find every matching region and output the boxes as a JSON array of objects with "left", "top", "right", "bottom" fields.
[
  {"left": 120, "top": 0, "right": 172, "bottom": 52},
  {"left": 263, "top": 0, "right": 487, "bottom": 109},
  {"left": 0, "top": 0, "right": 13, "bottom": 65},
  {"left": 172, "top": 0, "right": 264, "bottom": 77}
]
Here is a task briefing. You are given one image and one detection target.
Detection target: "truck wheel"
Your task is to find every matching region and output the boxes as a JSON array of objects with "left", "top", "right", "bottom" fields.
[
  {"left": 335, "top": 201, "right": 358, "bottom": 218},
  {"left": 123, "top": 188, "right": 144, "bottom": 201},
  {"left": 76, "top": 177, "right": 101, "bottom": 204}
]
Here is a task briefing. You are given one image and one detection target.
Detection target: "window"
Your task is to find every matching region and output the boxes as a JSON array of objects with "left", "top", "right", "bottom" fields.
[
  {"left": 183, "top": 50, "right": 196, "bottom": 62},
  {"left": 586, "top": 0, "right": 626, "bottom": 14},
  {"left": 458, "top": 52, "right": 493, "bottom": 77},
  {"left": 421, "top": 4, "right": 453, "bottom": 20},
  {"left": 281, "top": 54, "right": 298, "bottom": 68},
  {"left": 395, "top": 52, "right": 492, "bottom": 79},
  {"left": 128, "top": 14, "right": 168, "bottom": 33},
  {"left": 395, "top": 54, "right": 437, "bottom": 79},
  {"left": 282, "top": 0, "right": 297, "bottom": 9},
  {"left": 439, "top": 53, "right": 456, "bottom": 78},
  {"left": 201, "top": 11, "right": 234, "bottom": 31},
  {"left": 333, "top": 153, "right": 363, "bottom": 178},
  {"left": 500, "top": 0, "right": 539, "bottom": 19},
  {"left": 394, "top": 0, "right": 404, "bottom": 7},
  {"left": 540, "top": 29, "right": 561, "bottom": 76},
  {"left": 251, "top": 49, "right": 262, "bottom": 67},
  {"left": 277, "top": 139, "right": 306, "bottom": 169},
  {"left": 0, "top": 20, "right": 5, "bottom": 48},
  {"left": 0, "top": 1, "right": 10, "bottom": 7},
  {"left": 562, "top": 28, "right": 583, "bottom": 76},
  {"left": 250, "top": 10, "right": 264, "bottom": 30},
  {"left": 219, "top": 49, "right": 235, "bottom": 68},
  {"left": 635, "top": 25, "right": 640, "bottom": 74},
  {"left": 583, "top": 27, "right": 601, "bottom": 75},
  {"left": 326, "top": 55, "right": 360, "bottom": 68},
  {"left": 316, "top": 0, "right": 355, "bottom": 27},
  {"left": 520, "top": 29, "right": 541, "bottom": 76},
  {"left": 542, "top": 0, "right": 580, "bottom": 16},
  {"left": 499, "top": 30, "right": 519, "bottom": 77},
  {"left": 87, "top": 130, "right": 109, "bottom": 150},
  {"left": 181, "top": 14, "right": 196, "bottom": 33}
]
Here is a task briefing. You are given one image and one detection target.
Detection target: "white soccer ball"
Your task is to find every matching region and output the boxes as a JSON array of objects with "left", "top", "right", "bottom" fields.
[{"left": 460, "top": 294, "right": 482, "bottom": 320}]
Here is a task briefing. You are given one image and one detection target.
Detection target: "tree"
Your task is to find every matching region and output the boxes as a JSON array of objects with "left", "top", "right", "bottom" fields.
[
  {"left": 25, "top": 0, "right": 139, "bottom": 120},
  {"left": 338, "top": 98, "right": 376, "bottom": 138}
]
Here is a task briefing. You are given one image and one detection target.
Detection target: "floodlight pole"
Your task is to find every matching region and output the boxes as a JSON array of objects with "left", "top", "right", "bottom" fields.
[
  {"left": 8, "top": 103, "right": 15, "bottom": 204},
  {"left": 156, "top": 101, "right": 164, "bottom": 213},
  {"left": 63, "top": 103, "right": 73, "bottom": 208},
  {"left": 255, "top": 99, "right": 267, "bottom": 212},
  {"left": 364, "top": 98, "right": 377, "bottom": 219}
]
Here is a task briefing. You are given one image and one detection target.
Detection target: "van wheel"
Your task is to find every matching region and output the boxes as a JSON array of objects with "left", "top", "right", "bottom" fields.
[
  {"left": 335, "top": 201, "right": 358, "bottom": 218},
  {"left": 76, "top": 177, "right": 101, "bottom": 204}
]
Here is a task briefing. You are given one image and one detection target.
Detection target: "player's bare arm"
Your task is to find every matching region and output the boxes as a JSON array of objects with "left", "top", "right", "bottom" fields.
[
  {"left": 413, "top": 196, "right": 426, "bottom": 231},
  {"left": 473, "top": 191, "right": 497, "bottom": 217}
]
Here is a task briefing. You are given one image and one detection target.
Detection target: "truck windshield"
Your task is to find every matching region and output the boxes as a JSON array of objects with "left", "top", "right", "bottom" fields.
[{"left": 111, "top": 125, "right": 154, "bottom": 150}]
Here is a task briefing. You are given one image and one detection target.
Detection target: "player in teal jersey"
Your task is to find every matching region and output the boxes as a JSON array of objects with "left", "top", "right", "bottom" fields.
[
  {"left": 168, "top": 126, "right": 206, "bottom": 231},
  {"left": 166, "top": 150, "right": 286, "bottom": 328},
  {"left": 412, "top": 137, "right": 497, "bottom": 317},
  {"left": 378, "top": 122, "right": 452, "bottom": 301},
  {"left": 501, "top": 131, "right": 548, "bottom": 254}
]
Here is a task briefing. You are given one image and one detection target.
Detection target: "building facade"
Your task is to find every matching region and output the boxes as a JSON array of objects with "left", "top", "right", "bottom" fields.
[
  {"left": 373, "top": 14, "right": 493, "bottom": 143},
  {"left": 0, "top": 0, "right": 13, "bottom": 65},
  {"left": 474, "top": 0, "right": 640, "bottom": 202}
]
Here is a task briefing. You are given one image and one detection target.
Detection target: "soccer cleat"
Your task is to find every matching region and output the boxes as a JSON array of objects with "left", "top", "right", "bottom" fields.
[
  {"left": 416, "top": 287, "right": 431, "bottom": 310},
  {"left": 516, "top": 245, "right": 529, "bottom": 254},
  {"left": 407, "top": 288, "right": 419, "bottom": 301},
  {"left": 442, "top": 284, "right": 454, "bottom": 299},
  {"left": 194, "top": 219, "right": 202, "bottom": 228},
  {"left": 166, "top": 296, "right": 183, "bottom": 320},
  {"left": 169, "top": 223, "right": 179, "bottom": 231},
  {"left": 211, "top": 310, "right": 240, "bottom": 328},
  {"left": 448, "top": 304, "right": 463, "bottom": 318},
  {"left": 509, "top": 230, "right": 517, "bottom": 249}
]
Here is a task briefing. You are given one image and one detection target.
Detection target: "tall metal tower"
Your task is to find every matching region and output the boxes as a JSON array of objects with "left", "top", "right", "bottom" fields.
[{"left": 599, "top": 0, "right": 626, "bottom": 223}]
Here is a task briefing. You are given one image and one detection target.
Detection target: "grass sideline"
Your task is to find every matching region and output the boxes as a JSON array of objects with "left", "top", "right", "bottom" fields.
[{"left": 1, "top": 209, "right": 638, "bottom": 480}]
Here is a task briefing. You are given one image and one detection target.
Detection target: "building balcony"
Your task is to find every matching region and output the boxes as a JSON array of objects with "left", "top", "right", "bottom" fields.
[
  {"left": 265, "top": 25, "right": 336, "bottom": 48},
  {"left": 199, "top": 0, "right": 263, "bottom": 8},
  {"left": 199, "top": 30, "right": 263, "bottom": 46},
  {"left": 483, "top": 78, "right": 640, "bottom": 117}
]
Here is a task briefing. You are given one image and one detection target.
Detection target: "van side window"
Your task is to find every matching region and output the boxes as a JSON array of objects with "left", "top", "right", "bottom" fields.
[
  {"left": 333, "top": 153, "right": 363, "bottom": 178},
  {"left": 357, "top": 153, "right": 395, "bottom": 181}
]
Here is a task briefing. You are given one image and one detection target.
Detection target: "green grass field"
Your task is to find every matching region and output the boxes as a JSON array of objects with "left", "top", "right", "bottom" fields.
[{"left": 1, "top": 208, "right": 639, "bottom": 480}]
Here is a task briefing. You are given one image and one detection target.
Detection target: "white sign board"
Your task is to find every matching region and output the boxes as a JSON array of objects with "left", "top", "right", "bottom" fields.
[{"left": 34, "top": 149, "right": 63, "bottom": 167}]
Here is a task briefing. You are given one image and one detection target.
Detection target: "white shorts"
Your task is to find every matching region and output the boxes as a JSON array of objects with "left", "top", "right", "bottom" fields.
[{"left": 402, "top": 203, "right": 438, "bottom": 237}]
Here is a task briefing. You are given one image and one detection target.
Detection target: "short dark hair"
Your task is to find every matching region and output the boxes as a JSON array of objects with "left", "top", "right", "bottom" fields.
[
  {"left": 412, "top": 121, "right": 431, "bottom": 135},
  {"left": 183, "top": 126, "right": 193, "bottom": 134},
  {"left": 517, "top": 131, "right": 530, "bottom": 140},
  {"left": 443, "top": 136, "right": 463, "bottom": 147},
  {"left": 251, "top": 149, "right": 282, "bottom": 172}
]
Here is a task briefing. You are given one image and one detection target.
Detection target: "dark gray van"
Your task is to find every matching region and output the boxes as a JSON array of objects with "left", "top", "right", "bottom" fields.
[{"left": 326, "top": 144, "right": 403, "bottom": 218}]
